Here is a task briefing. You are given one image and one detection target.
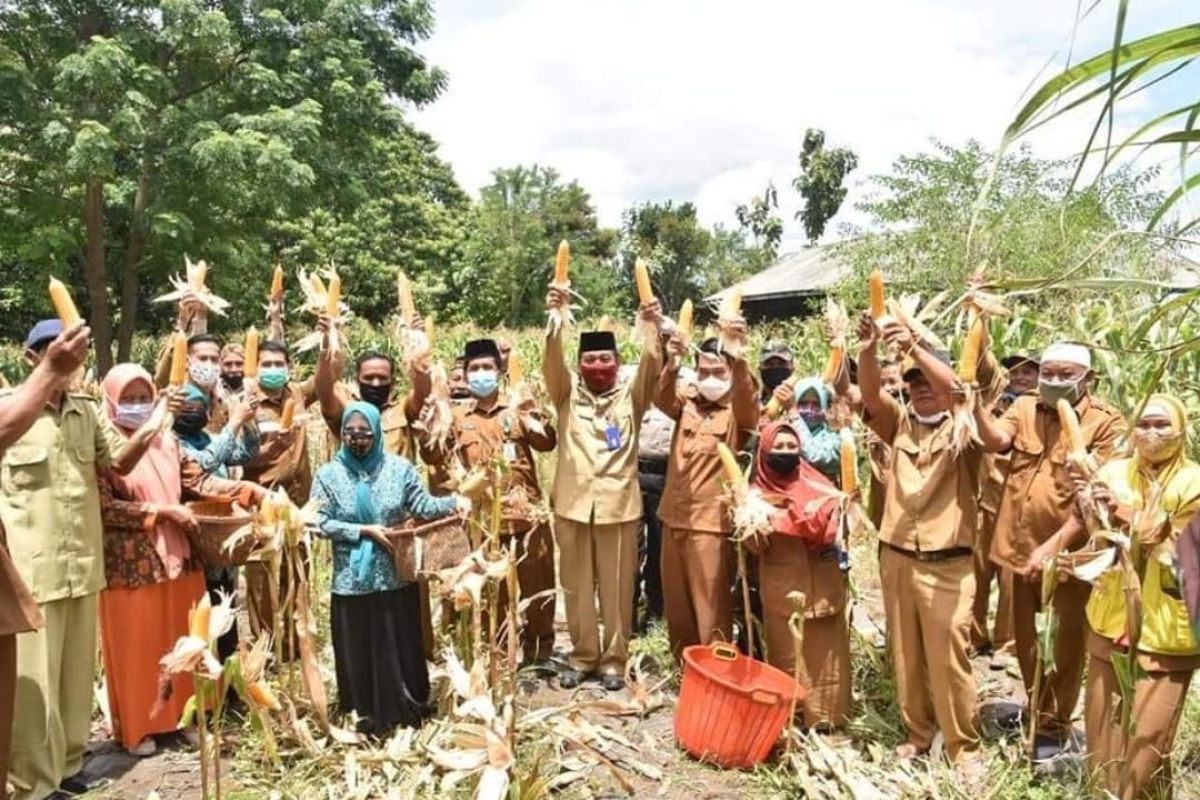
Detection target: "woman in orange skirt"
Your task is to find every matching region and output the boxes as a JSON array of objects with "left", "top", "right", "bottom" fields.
[{"left": 98, "top": 365, "right": 207, "bottom": 756}]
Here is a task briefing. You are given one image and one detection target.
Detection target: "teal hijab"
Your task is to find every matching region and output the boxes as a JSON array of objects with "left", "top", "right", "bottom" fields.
[
  {"left": 337, "top": 402, "right": 386, "bottom": 581},
  {"left": 793, "top": 377, "right": 841, "bottom": 480},
  {"left": 175, "top": 383, "right": 213, "bottom": 451}
]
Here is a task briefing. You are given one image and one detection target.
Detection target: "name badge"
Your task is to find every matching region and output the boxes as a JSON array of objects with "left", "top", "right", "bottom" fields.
[
  {"left": 503, "top": 442, "right": 518, "bottom": 463},
  {"left": 605, "top": 423, "right": 622, "bottom": 451}
]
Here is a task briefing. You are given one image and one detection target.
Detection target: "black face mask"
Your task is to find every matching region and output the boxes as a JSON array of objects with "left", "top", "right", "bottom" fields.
[
  {"left": 174, "top": 409, "right": 208, "bottom": 436},
  {"left": 765, "top": 451, "right": 801, "bottom": 476},
  {"left": 887, "top": 388, "right": 909, "bottom": 404},
  {"left": 358, "top": 382, "right": 392, "bottom": 409},
  {"left": 760, "top": 366, "right": 792, "bottom": 393},
  {"left": 343, "top": 436, "right": 375, "bottom": 460},
  {"left": 222, "top": 372, "right": 244, "bottom": 392},
  {"left": 449, "top": 387, "right": 471, "bottom": 400}
]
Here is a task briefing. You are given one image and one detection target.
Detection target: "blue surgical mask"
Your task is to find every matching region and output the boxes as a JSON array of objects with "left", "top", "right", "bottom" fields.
[
  {"left": 468, "top": 370, "right": 499, "bottom": 399},
  {"left": 258, "top": 366, "right": 289, "bottom": 391}
]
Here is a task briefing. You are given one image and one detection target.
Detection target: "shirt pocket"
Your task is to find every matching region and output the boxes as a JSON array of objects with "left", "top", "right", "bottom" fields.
[
  {"left": 2, "top": 446, "right": 49, "bottom": 494},
  {"left": 1008, "top": 431, "right": 1045, "bottom": 478}
]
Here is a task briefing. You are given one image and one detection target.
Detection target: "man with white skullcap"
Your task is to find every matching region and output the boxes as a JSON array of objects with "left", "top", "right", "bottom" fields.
[{"left": 975, "top": 341, "right": 1126, "bottom": 761}]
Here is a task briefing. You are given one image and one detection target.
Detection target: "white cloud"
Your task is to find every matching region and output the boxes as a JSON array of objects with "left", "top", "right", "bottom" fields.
[{"left": 415, "top": 0, "right": 1195, "bottom": 248}]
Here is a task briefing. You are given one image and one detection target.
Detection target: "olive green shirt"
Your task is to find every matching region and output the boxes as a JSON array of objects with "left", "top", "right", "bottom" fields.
[{"left": 0, "top": 391, "right": 126, "bottom": 603}]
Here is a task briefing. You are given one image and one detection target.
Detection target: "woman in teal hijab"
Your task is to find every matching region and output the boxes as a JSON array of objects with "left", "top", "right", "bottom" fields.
[
  {"left": 792, "top": 377, "right": 843, "bottom": 485},
  {"left": 311, "top": 402, "right": 465, "bottom": 733}
]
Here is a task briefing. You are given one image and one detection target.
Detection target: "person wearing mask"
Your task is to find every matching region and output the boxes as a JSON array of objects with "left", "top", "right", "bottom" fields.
[
  {"left": 748, "top": 421, "right": 849, "bottom": 730},
  {"left": 543, "top": 287, "right": 662, "bottom": 691},
  {"left": 970, "top": 352, "right": 1039, "bottom": 661},
  {"left": 973, "top": 343, "right": 1125, "bottom": 761},
  {"left": 96, "top": 366, "right": 207, "bottom": 757},
  {"left": 1072, "top": 396, "right": 1200, "bottom": 800},
  {"left": 792, "top": 379, "right": 843, "bottom": 485},
  {"left": 154, "top": 334, "right": 229, "bottom": 432},
  {"left": 656, "top": 333, "right": 758, "bottom": 660},
  {"left": 0, "top": 324, "right": 89, "bottom": 800},
  {"left": 419, "top": 339, "right": 558, "bottom": 670},
  {"left": 219, "top": 343, "right": 245, "bottom": 395},
  {"left": 311, "top": 403, "right": 467, "bottom": 734},
  {"left": 1, "top": 320, "right": 169, "bottom": 800},
  {"left": 857, "top": 312, "right": 1001, "bottom": 780},
  {"left": 758, "top": 341, "right": 795, "bottom": 415}
]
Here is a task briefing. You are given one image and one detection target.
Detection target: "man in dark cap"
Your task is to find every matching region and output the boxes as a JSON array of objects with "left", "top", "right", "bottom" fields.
[
  {"left": 543, "top": 286, "right": 662, "bottom": 691},
  {"left": 420, "top": 338, "right": 558, "bottom": 671},
  {"left": 758, "top": 340, "right": 794, "bottom": 403}
]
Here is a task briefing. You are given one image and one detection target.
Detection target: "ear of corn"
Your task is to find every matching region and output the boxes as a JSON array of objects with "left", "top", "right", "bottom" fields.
[
  {"left": 840, "top": 428, "right": 858, "bottom": 493},
  {"left": 423, "top": 312, "right": 435, "bottom": 347},
  {"left": 717, "top": 442, "right": 747, "bottom": 491},
  {"left": 957, "top": 316, "right": 985, "bottom": 383},
  {"left": 279, "top": 397, "right": 296, "bottom": 429},
  {"left": 247, "top": 681, "right": 281, "bottom": 711},
  {"left": 270, "top": 264, "right": 284, "bottom": 300},
  {"left": 310, "top": 274, "right": 327, "bottom": 298},
  {"left": 677, "top": 299, "right": 694, "bottom": 338},
  {"left": 554, "top": 240, "right": 571, "bottom": 284},
  {"left": 1057, "top": 398, "right": 1087, "bottom": 456},
  {"left": 191, "top": 260, "right": 208, "bottom": 290},
  {"left": 869, "top": 270, "right": 886, "bottom": 318},
  {"left": 325, "top": 271, "right": 341, "bottom": 318},
  {"left": 764, "top": 373, "right": 802, "bottom": 421},
  {"left": 48, "top": 278, "right": 82, "bottom": 327},
  {"left": 508, "top": 350, "right": 524, "bottom": 385},
  {"left": 822, "top": 347, "right": 844, "bottom": 385},
  {"left": 189, "top": 593, "right": 212, "bottom": 640},
  {"left": 721, "top": 286, "right": 743, "bottom": 319},
  {"left": 597, "top": 315, "right": 614, "bottom": 332},
  {"left": 634, "top": 258, "right": 653, "bottom": 304},
  {"left": 260, "top": 494, "right": 277, "bottom": 527},
  {"left": 397, "top": 271, "right": 417, "bottom": 326},
  {"left": 244, "top": 327, "right": 259, "bottom": 378},
  {"left": 169, "top": 334, "right": 188, "bottom": 387}
]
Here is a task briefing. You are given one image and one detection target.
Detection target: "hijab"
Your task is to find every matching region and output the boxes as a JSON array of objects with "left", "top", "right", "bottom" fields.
[
  {"left": 752, "top": 421, "right": 839, "bottom": 546},
  {"left": 100, "top": 364, "right": 191, "bottom": 578},
  {"left": 793, "top": 377, "right": 842, "bottom": 479},
  {"left": 337, "top": 402, "right": 387, "bottom": 582},
  {"left": 174, "top": 383, "right": 213, "bottom": 451}
]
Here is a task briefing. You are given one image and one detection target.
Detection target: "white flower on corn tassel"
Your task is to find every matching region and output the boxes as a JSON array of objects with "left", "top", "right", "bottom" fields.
[{"left": 160, "top": 590, "right": 236, "bottom": 678}]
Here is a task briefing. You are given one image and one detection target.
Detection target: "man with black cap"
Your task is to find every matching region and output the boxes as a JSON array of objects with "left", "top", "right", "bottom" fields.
[
  {"left": 0, "top": 320, "right": 173, "bottom": 799},
  {"left": 543, "top": 287, "right": 662, "bottom": 691},
  {"left": 421, "top": 338, "right": 558, "bottom": 670},
  {"left": 857, "top": 312, "right": 1002, "bottom": 781},
  {"left": 656, "top": 330, "right": 757, "bottom": 660}
]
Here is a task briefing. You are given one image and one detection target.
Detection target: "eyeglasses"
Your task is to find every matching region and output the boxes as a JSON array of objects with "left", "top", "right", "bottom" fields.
[{"left": 342, "top": 430, "right": 375, "bottom": 443}]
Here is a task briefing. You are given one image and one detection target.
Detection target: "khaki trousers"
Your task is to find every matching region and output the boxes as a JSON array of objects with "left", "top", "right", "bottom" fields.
[
  {"left": 0, "top": 635, "right": 14, "bottom": 800},
  {"left": 1084, "top": 631, "right": 1195, "bottom": 800},
  {"left": 879, "top": 547, "right": 980, "bottom": 761},
  {"left": 494, "top": 524, "right": 556, "bottom": 662},
  {"left": 661, "top": 527, "right": 734, "bottom": 661},
  {"left": 11, "top": 594, "right": 97, "bottom": 800},
  {"left": 970, "top": 510, "right": 1013, "bottom": 651},
  {"left": 1012, "top": 573, "right": 1090, "bottom": 738},
  {"left": 763, "top": 611, "right": 851, "bottom": 730},
  {"left": 245, "top": 548, "right": 310, "bottom": 663},
  {"left": 555, "top": 516, "right": 638, "bottom": 676}
]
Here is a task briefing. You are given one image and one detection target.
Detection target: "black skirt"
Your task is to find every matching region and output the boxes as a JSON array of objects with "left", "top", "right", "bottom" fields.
[{"left": 331, "top": 585, "right": 431, "bottom": 734}]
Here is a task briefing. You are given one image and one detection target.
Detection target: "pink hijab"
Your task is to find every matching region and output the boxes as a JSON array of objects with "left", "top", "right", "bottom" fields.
[{"left": 101, "top": 364, "right": 191, "bottom": 578}]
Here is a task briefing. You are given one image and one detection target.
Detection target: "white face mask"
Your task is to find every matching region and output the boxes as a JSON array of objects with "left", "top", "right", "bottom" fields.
[
  {"left": 115, "top": 402, "right": 154, "bottom": 430},
  {"left": 698, "top": 376, "right": 731, "bottom": 403},
  {"left": 189, "top": 361, "right": 219, "bottom": 390},
  {"left": 914, "top": 411, "right": 948, "bottom": 426}
]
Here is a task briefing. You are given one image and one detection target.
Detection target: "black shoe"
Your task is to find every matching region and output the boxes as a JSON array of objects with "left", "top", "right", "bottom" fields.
[
  {"left": 1033, "top": 734, "right": 1066, "bottom": 763},
  {"left": 558, "top": 668, "right": 586, "bottom": 689},
  {"left": 59, "top": 774, "right": 111, "bottom": 795},
  {"left": 523, "top": 659, "right": 558, "bottom": 678},
  {"left": 601, "top": 673, "right": 625, "bottom": 692}
]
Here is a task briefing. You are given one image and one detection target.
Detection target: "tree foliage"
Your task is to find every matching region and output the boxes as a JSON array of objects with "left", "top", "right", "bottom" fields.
[{"left": 792, "top": 128, "right": 858, "bottom": 244}]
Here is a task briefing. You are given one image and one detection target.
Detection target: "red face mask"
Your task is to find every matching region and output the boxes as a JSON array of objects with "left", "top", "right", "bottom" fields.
[{"left": 580, "top": 361, "right": 619, "bottom": 394}]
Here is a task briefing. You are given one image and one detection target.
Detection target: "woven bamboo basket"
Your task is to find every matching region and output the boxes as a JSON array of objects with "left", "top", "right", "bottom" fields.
[
  {"left": 185, "top": 499, "right": 257, "bottom": 569},
  {"left": 385, "top": 515, "right": 471, "bottom": 581}
]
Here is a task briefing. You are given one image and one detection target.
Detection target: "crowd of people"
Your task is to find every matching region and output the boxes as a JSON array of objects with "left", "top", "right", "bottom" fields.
[{"left": 0, "top": 275, "right": 1196, "bottom": 800}]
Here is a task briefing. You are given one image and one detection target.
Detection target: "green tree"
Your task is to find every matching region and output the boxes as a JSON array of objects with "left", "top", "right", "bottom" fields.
[
  {"left": 621, "top": 201, "right": 713, "bottom": 316},
  {"left": 735, "top": 182, "right": 783, "bottom": 264},
  {"left": 792, "top": 128, "right": 858, "bottom": 244},
  {"left": 0, "top": 0, "right": 449, "bottom": 370}
]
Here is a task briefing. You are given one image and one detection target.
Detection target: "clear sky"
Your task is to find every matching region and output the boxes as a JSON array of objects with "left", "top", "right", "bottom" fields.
[{"left": 413, "top": 0, "right": 1196, "bottom": 251}]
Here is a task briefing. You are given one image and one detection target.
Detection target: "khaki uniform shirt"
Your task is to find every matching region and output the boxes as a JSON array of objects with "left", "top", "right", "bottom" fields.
[
  {"left": 543, "top": 328, "right": 662, "bottom": 525},
  {"left": 323, "top": 384, "right": 413, "bottom": 460},
  {"left": 243, "top": 382, "right": 318, "bottom": 501},
  {"left": 655, "top": 360, "right": 758, "bottom": 534},
  {"left": 0, "top": 392, "right": 126, "bottom": 602},
  {"left": 990, "top": 393, "right": 1125, "bottom": 570}
]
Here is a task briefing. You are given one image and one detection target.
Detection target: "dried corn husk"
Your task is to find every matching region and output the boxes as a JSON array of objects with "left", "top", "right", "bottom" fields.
[{"left": 153, "top": 256, "right": 231, "bottom": 317}]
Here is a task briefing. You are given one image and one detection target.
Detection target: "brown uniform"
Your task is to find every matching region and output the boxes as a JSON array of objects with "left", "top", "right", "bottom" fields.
[
  {"left": 990, "top": 393, "right": 1125, "bottom": 738},
  {"left": 543, "top": 328, "right": 662, "bottom": 677},
  {"left": 421, "top": 399, "right": 558, "bottom": 661},
  {"left": 322, "top": 385, "right": 414, "bottom": 460},
  {"left": 970, "top": 436, "right": 1014, "bottom": 653},
  {"left": 654, "top": 359, "right": 757, "bottom": 660}
]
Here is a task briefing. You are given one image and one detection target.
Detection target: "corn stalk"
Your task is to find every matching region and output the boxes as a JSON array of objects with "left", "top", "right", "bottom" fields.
[{"left": 1027, "top": 553, "right": 1060, "bottom": 758}]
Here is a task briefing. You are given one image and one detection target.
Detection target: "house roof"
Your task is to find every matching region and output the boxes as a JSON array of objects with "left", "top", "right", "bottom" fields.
[{"left": 706, "top": 245, "right": 852, "bottom": 305}]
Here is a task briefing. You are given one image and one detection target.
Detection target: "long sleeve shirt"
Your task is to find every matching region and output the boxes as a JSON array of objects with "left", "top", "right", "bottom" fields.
[
  {"left": 179, "top": 424, "right": 260, "bottom": 478},
  {"left": 311, "top": 455, "right": 458, "bottom": 595}
]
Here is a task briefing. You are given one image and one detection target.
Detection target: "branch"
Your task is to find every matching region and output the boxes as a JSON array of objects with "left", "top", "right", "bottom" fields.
[{"left": 167, "top": 49, "right": 252, "bottom": 107}]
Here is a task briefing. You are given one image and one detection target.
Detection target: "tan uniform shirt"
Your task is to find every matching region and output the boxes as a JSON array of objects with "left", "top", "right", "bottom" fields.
[
  {"left": 990, "top": 393, "right": 1125, "bottom": 570},
  {"left": 0, "top": 392, "right": 126, "bottom": 602},
  {"left": 655, "top": 360, "right": 758, "bottom": 534},
  {"left": 323, "top": 384, "right": 414, "bottom": 460},
  {"left": 243, "top": 382, "right": 318, "bottom": 501},
  {"left": 543, "top": 328, "right": 662, "bottom": 525}
]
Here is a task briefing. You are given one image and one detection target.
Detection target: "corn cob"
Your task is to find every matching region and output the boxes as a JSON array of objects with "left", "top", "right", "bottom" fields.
[
  {"left": 957, "top": 316, "right": 985, "bottom": 383},
  {"left": 508, "top": 350, "right": 524, "bottom": 385},
  {"left": 822, "top": 347, "right": 844, "bottom": 385},
  {"left": 191, "top": 260, "right": 208, "bottom": 290},
  {"left": 310, "top": 273, "right": 327, "bottom": 298},
  {"left": 189, "top": 593, "right": 212, "bottom": 640},
  {"left": 279, "top": 397, "right": 295, "bottom": 429},
  {"left": 764, "top": 373, "right": 802, "bottom": 421},
  {"left": 247, "top": 681, "right": 281, "bottom": 711},
  {"left": 869, "top": 270, "right": 886, "bottom": 319},
  {"left": 677, "top": 299, "right": 694, "bottom": 338},
  {"left": 634, "top": 258, "right": 653, "bottom": 304},
  {"left": 423, "top": 312, "right": 435, "bottom": 347},
  {"left": 325, "top": 271, "right": 341, "bottom": 318},
  {"left": 259, "top": 494, "right": 277, "bottom": 527},
  {"left": 397, "top": 271, "right": 416, "bottom": 326},
  {"left": 554, "top": 240, "right": 570, "bottom": 285},
  {"left": 270, "top": 264, "right": 284, "bottom": 300},
  {"left": 840, "top": 428, "right": 858, "bottom": 493},
  {"left": 48, "top": 278, "right": 81, "bottom": 327},
  {"left": 597, "top": 315, "right": 614, "bottom": 332},
  {"left": 717, "top": 443, "right": 747, "bottom": 491},
  {"left": 243, "top": 327, "right": 259, "bottom": 378},
  {"left": 721, "top": 286, "right": 743, "bottom": 319},
  {"left": 1057, "top": 398, "right": 1087, "bottom": 457},
  {"left": 169, "top": 334, "right": 188, "bottom": 387}
]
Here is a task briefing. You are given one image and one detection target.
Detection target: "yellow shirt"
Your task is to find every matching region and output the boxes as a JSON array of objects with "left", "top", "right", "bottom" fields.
[{"left": 0, "top": 392, "right": 127, "bottom": 602}]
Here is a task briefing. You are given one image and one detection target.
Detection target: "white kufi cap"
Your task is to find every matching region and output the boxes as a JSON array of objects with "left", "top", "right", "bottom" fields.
[{"left": 1041, "top": 342, "right": 1091, "bottom": 370}]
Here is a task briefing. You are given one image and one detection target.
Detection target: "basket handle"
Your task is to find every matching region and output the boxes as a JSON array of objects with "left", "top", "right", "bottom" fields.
[
  {"left": 710, "top": 643, "right": 740, "bottom": 662},
  {"left": 749, "top": 688, "right": 781, "bottom": 705}
]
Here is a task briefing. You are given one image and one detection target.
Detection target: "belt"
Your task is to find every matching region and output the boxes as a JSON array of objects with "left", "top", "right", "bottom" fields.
[
  {"left": 881, "top": 542, "right": 972, "bottom": 563},
  {"left": 638, "top": 458, "right": 668, "bottom": 475}
]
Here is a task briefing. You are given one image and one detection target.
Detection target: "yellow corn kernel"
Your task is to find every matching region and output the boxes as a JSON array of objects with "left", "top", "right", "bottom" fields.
[
  {"left": 189, "top": 593, "right": 212, "bottom": 640},
  {"left": 554, "top": 240, "right": 570, "bottom": 284},
  {"left": 721, "top": 286, "right": 743, "bottom": 319},
  {"left": 717, "top": 443, "right": 746, "bottom": 491},
  {"left": 1057, "top": 398, "right": 1087, "bottom": 457},
  {"left": 191, "top": 260, "right": 208, "bottom": 290},
  {"left": 243, "top": 327, "right": 259, "bottom": 378},
  {"left": 508, "top": 350, "right": 524, "bottom": 385},
  {"left": 247, "top": 681, "right": 281, "bottom": 711},
  {"left": 310, "top": 273, "right": 327, "bottom": 298},
  {"left": 279, "top": 397, "right": 295, "bottom": 429},
  {"left": 397, "top": 271, "right": 416, "bottom": 326},
  {"left": 169, "top": 333, "right": 188, "bottom": 387},
  {"left": 822, "top": 347, "right": 844, "bottom": 385},
  {"left": 325, "top": 271, "right": 341, "bottom": 318},
  {"left": 270, "top": 264, "right": 284, "bottom": 299},
  {"left": 634, "top": 258, "right": 653, "bottom": 304},
  {"left": 869, "top": 270, "right": 886, "bottom": 319},
  {"left": 677, "top": 299, "right": 694, "bottom": 338},
  {"left": 48, "top": 278, "right": 81, "bottom": 327},
  {"left": 840, "top": 428, "right": 858, "bottom": 493},
  {"left": 957, "top": 317, "right": 985, "bottom": 383}
]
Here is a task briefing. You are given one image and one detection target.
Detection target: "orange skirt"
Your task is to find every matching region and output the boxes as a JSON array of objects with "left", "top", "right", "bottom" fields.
[{"left": 100, "top": 571, "right": 206, "bottom": 750}]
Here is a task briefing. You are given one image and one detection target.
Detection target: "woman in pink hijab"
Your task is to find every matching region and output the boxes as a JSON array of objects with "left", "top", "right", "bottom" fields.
[{"left": 98, "top": 365, "right": 206, "bottom": 756}]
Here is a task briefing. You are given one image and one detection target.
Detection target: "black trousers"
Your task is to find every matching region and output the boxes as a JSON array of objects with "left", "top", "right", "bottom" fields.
[{"left": 635, "top": 470, "right": 665, "bottom": 624}]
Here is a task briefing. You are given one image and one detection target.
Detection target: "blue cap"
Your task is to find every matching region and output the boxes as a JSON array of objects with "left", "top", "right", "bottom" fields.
[{"left": 25, "top": 319, "right": 63, "bottom": 351}]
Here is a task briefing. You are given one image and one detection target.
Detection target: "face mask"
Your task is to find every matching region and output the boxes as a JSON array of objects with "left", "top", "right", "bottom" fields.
[
  {"left": 1039, "top": 377, "right": 1083, "bottom": 407},
  {"left": 222, "top": 372, "right": 244, "bottom": 392},
  {"left": 358, "top": 382, "right": 392, "bottom": 409},
  {"left": 887, "top": 388, "right": 908, "bottom": 404},
  {"left": 467, "top": 370, "right": 499, "bottom": 399},
  {"left": 698, "top": 376, "right": 731, "bottom": 403},
  {"left": 798, "top": 408, "right": 826, "bottom": 429},
  {"left": 174, "top": 408, "right": 208, "bottom": 436},
  {"left": 760, "top": 366, "right": 791, "bottom": 393},
  {"left": 580, "top": 362, "right": 619, "bottom": 394},
  {"left": 115, "top": 402, "right": 154, "bottom": 430},
  {"left": 189, "top": 361, "right": 219, "bottom": 390},
  {"left": 1133, "top": 428, "right": 1182, "bottom": 464},
  {"left": 343, "top": 434, "right": 375, "bottom": 461},
  {"left": 258, "top": 367, "right": 289, "bottom": 391},
  {"left": 765, "top": 451, "right": 800, "bottom": 475},
  {"left": 914, "top": 411, "right": 948, "bottom": 426}
]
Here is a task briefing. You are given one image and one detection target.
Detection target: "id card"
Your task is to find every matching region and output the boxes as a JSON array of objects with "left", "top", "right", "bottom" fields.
[
  {"left": 605, "top": 423, "right": 622, "bottom": 451},
  {"left": 502, "top": 441, "right": 518, "bottom": 463}
]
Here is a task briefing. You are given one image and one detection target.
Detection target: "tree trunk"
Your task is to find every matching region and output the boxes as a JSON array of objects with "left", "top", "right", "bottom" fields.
[
  {"left": 117, "top": 164, "right": 150, "bottom": 362},
  {"left": 83, "top": 178, "right": 113, "bottom": 374}
]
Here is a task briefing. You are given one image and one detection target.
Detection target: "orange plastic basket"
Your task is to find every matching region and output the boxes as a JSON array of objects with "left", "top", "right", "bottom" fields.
[{"left": 674, "top": 643, "right": 805, "bottom": 768}]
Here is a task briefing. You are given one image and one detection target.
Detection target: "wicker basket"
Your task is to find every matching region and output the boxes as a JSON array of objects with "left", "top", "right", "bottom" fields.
[
  {"left": 385, "top": 516, "right": 471, "bottom": 581},
  {"left": 186, "top": 500, "right": 257, "bottom": 569}
]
